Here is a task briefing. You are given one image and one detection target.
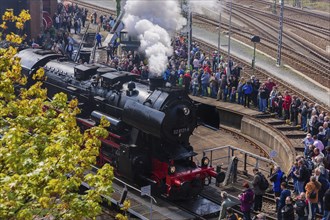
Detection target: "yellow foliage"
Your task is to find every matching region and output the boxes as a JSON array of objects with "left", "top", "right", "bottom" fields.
[
  {"left": 0, "top": 9, "right": 114, "bottom": 220},
  {"left": 115, "top": 214, "right": 128, "bottom": 220},
  {"left": 121, "top": 200, "right": 131, "bottom": 211},
  {"left": 32, "top": 67, "right": 45, "bottom": 80}
]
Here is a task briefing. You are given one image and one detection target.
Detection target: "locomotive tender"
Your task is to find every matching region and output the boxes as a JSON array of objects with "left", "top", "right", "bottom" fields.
[{"left": 18, "top": 48, "right": 223, "bottom": 200}]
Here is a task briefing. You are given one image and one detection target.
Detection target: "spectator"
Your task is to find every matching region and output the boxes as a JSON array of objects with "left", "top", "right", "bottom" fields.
[
  {"left": 269, "top": 86, "right": 279, "bottom": 113},
  {"left": 309, "top": 115, "right": 319, "bottom": 136},
  {"left": 288, "top": 161, "right": 299, "bottom": 195},
  {"left": 276, "top": 182, "right": 291, "bottom": 220},
  {"left": 251, "top": 79, "right": 260, "bottom": 107},
  {"left": 315, "top": 168, "right": 329, "bottom": 214},
  {"left": 294, "top": 159, "right": 311, "bottom": 194},
  {"left": 201, "top": 70, "right": 210, "bottom": 97},
  {"left": 183, "top": 71, "right": 192, "bottom": 94},
  {"left": 317, "top": 126, "right": 327, "bottom": 149},
  {"left": 270, "top": 166, "right": 285, "bottom": 210},
  {"left": 191, "top": 70, "right": 199, "bottom": 96},
  {"left": 302, "top": 133, "right": 314, "bottom": 157},
  {"left": 238, "top": 182, "right": 254, "bottom": 220},
  {"left": 242, "top": 81, "right": 253, "bottom": 108},
  {"left": 258, "top": 83, "right": 268, "bottom": 113},
  {"left": 280, "top": 196, "right": 294, "bottom": 220},
  {"left": 218, "top": 191, "right": 236, "bottom": 220},
  {"left": 274, "top": 95, "right": 284, "bottom": 118},
  {"left": 229, "top": 87, "right": 237, "bottom": 103},
  {"left": 300, "top": 101, "right": 309, "bottom": 131},
  {"left": 282, "top": 91, "right": 292, "bottom": 122},
  {"left": 251, "top": 168, "right": 266, "bottom": 212},
  {"left": 217, "top": 75, "right": 227, "bottom": 101},
  {"left": 209, "top": 73, "right": 218, "bottom": 98},
  {"left": 237, "top": 77, "right": 246, "bottom": 105},
  {"left": 305, "top": 176, "right": 321, "bottom": 220},
  {"left": 312, "top": 148, "right": 324, "bottom": 163},
  {"left": 294, "top": 192, "right": 308, "bottom": 220},
  {"left": 290, "top": 95, "right": 301, "bottom": 126},
  {"left": 96, "top": 32, "right": 102, "bottom": 48}
]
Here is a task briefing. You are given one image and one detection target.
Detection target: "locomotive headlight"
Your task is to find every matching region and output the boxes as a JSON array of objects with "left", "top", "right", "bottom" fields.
[
  {"left": 168, "top": 165, "right": 176, "bottom": 174},
  {"left": 183, "top": 107, "right": 190, "bottom": 116},
  {"left": 201, "top": 157, "right": 210, "bottom": 167}
]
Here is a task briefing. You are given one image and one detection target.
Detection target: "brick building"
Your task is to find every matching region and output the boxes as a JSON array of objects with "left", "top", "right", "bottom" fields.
[{"left": 0, "top": 0, "right": 57, "bottom": 39}]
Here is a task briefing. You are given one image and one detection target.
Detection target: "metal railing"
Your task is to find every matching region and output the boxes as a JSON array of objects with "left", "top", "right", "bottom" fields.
[{"left": 203, "top": 145, "right": 278, "bottom": 177}]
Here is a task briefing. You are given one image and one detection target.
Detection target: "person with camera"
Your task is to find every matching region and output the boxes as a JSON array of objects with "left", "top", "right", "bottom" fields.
[
  {"left": 280, "top": 196, "right": 295, "bottom": 220},
  {"left": 294, "top": 159, "right": 311, "bottom": 194},
  {"left": 238, "top": 182, "right": 254, "bottom": 220}
]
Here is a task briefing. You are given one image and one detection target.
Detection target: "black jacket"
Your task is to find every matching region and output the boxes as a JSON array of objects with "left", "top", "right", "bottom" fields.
[{"left": 281, "top": 204, "right": 295, "bottom": 220}]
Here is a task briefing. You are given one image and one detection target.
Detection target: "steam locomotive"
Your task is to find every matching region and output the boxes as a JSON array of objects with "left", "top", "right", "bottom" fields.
[{"left": 17, "top": 48, "right": 224, "bottom": 200}]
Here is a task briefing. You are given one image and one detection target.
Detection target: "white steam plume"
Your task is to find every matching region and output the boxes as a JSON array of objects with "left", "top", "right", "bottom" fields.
[
  {"left": 123, "top": 0, "right": 186, "bottom": 77},
  {"left": 188, "top": 0, "right": 219, "bottom": 14}
]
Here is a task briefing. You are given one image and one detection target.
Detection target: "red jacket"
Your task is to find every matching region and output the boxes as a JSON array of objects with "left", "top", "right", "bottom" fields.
[{"left": 282, "top": 95, "right": 292, "bottom": 110}]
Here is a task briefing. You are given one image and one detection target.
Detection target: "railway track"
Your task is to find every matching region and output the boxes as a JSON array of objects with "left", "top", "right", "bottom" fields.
[
  {"left": 226, "top": 2, "right": 330, "bottom": 64},
  {"left": 244, "top": 0, "right": 330, "bottom": 21}
]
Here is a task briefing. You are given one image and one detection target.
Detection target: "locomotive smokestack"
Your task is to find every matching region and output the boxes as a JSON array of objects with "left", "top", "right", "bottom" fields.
[{"left": 149, "top": 77, "right": 164, "bottom": 91}]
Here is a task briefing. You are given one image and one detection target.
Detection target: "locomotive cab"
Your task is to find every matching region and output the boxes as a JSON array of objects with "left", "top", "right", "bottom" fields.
[{"left": 119, "top": 29, "right": 140, "bottom": 52}]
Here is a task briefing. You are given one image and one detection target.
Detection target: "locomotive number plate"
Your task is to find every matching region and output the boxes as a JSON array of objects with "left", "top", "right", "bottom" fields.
[{"left": 173, "top": 127, "right": 189, "bottom": 135}]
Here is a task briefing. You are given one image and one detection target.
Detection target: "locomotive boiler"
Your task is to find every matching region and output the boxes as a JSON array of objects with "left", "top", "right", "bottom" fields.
[{"left": 18, "top": 48, "right": 224, "bottom": 200}]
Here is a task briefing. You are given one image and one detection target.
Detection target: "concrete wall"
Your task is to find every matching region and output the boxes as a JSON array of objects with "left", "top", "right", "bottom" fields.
[{"left": 241, "top": 116, "right": 295, "bottom": 173}]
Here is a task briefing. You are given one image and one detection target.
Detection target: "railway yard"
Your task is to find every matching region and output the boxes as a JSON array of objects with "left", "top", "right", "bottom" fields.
[
  {"left": 2, "top": 0, "right": 329, "bottom": 219},
  {"left": 60, "top": 0, "right": 330, "bottom": 219}
]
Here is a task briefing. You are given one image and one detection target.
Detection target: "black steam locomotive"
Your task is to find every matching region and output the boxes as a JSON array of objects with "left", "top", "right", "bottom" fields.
[{"left": 17, "top": 48, "right": 223, "bottom": 200}]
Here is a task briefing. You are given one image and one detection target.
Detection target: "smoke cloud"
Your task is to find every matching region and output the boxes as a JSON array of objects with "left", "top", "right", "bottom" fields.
[
  {"left": 123, "top": 0, "right": 186, "bottom": 77},
  {"left": 188, "top": 0, "right": 220, "bottom": 15}
]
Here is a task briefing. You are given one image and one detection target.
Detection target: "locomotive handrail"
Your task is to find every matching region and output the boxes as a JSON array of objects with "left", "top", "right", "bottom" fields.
[
  {"left": 74, "top": 23, "right": 90, "bottom": 62},
  {"left": 90, "top": 165, "right": 157, "bottom": 204}
]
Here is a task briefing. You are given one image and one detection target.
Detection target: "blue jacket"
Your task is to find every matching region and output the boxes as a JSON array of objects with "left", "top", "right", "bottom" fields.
[
  {"left": 271, "top": 169, "right": 284, "bottom": 193},
  {"left": 242, "top": 84, "right": 252, "bottom": 95},
  {"left": 201, "top": 73, "right": 210, "bottom": 85},
  {"left": 278, "top": 189, "right": 291, "bottom": 209}
]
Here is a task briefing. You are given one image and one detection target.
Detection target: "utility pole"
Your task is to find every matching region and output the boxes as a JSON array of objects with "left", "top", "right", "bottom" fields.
[
  {"left": 217, "top": 12, "right": 222, "bottom": 68},
  {"left": 227, "top": 0, "right": 232, "bottom": 60},
  {"left": 116, "top": 0, "right": 121, "bottom": 17},
  {"left": 187, "top": 5, "right": 192, "bottom": 71},
  {"left": 276, "top": 0, "right": 284, "bottom": 66}
]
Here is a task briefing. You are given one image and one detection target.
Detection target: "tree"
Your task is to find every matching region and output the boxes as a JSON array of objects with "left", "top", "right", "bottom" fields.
[{"left": 0, "top": 10, "right": 114, "bottom": 220}]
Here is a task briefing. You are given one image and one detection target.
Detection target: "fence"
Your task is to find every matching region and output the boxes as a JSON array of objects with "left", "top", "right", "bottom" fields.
[{"left": 203, "top": 145, "right": 278, "bottom": 177}]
